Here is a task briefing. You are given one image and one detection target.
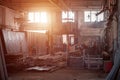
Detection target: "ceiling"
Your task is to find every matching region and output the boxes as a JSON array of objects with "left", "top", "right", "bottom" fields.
[{"left": 0, "top": 0, "right": 102, "bottom": 11}]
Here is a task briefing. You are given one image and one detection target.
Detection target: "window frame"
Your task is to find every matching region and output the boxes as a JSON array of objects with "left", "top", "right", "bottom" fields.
[
  {"left": 28, "top": 12, "right": 48, "bottom": 23},
  {"left": 84, "top": 10, "right": 104, "bottom": 22},
  {"left": 62, "top": 11, "right": 75, "bottom": 23}
]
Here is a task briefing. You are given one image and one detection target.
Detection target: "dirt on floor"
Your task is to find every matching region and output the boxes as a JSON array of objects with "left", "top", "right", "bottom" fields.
[{"left": 8, "top": 67, "right": 107, "bottom": 80}]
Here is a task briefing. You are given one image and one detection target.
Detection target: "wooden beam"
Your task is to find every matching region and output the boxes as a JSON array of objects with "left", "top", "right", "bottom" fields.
[
  {"left": 48, "top": 0, "right": 62, "bottom": 10},
  {"left": 48, "top": 0, "right": 70, "bottom": 11},
  {"left": 59, "top": 0, "right": 70, "bottom": 10}
]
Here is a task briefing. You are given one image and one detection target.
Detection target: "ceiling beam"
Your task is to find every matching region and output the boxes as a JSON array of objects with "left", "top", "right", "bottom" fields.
[
  {"left": 0, "top": 0, "right": 102, "bottom": 11},
  {"left": 10, "top": 2, "right": 53, "bottom": 7},
  {"left": 48, "top": 0, "right": 70, "bottom": 11},
  {"left": 48, "top": 0, "right": 62, "bottom": 10},
  {"left": 0, "top": 1, "right": 60, "bottom": 11}
]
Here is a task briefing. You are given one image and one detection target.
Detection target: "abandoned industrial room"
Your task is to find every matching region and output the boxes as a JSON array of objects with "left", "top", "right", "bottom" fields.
[{"left": 0, "top": 0, "right": 120, "bottom": 80}]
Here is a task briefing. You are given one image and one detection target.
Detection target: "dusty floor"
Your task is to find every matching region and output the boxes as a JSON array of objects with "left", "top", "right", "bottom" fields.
[{"left": 8, "top": 67, "right": 107, "bottom": 80}]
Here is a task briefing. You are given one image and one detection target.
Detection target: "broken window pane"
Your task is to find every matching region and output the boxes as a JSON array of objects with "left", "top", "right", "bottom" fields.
[
  {"left": 98, "top": 13, "right": 104, "bottom": 22},
  {"left": 40, "top": 12, "right": 47, "bottom": 23},
  {"left": 91, "top": 11, "right": 97, "bottom": 22},
  {"left": 84, "top": 10, "right": 104, "bottom": 22},
  {"left": 62, "top": 11, "right": 75, "bottom": 22},
  {"left": 62, "top": 35, "right": 67, "bottom": 44},
  {"left": 34, "top": 12, "right": 40, "bottom": 23},
  {"left": 28, "top": 12, "right": 48, "bottom": 23},
  {"left": 28, "top": 12, "right": 34, "bottom": 23},
  {"left": 84, "top": 11, "right": 91, "bottom": 22}
]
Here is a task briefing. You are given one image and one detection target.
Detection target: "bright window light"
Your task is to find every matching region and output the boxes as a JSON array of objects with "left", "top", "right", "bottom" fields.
[
  {"left": 84, "top": 10, "right": 104, "bottom": 22},
  {"left": 28, "top": 12, "right": 34, "bottom": 23},
  {"left": 69, "top": 34, "right": 74, "bottom": 45},
  {"left": 62, "top": 11, "right": 75, "bottom": 23},
  {"left": 40, "top": 12, "right": 47, "bottom": 23},
  {"left": 34, "top": 12, "right": 40, "bottom": 22},
  {"left": 84, "top": 11, "right": 90, "bottom": 22},
  {"left": 28, "top": 12, "right": 48, "bottom": 23},
  {"left": 71, "top": 37, "right": 74, "bottom": 45},
  {"left": 98, "top": 13, "right": 104, "bottom": 22},
  {"left": 26, "top": 30, "right": 47, "bottom": 33},
  {"left": 68, "top": 11, "right": 74, "bottom": 19},
  {"left": 91, "top": 11, "right": 97, "bottom": 22},
  {"left": 62, "top": 35, "right": 67, "bottom": 44},
  {"left": 62, "top": 12, "right": 67, "bottom": 19}
]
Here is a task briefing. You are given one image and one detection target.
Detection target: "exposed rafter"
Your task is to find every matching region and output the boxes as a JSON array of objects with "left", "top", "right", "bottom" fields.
[
  {"left": 0, "top": 0, "right": 102, "bottom": 11},
  {"left": 48, "top": 0, "right": 70, "bottom": 11}
]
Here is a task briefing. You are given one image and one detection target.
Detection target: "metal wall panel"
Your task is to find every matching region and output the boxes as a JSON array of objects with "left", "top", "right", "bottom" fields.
[{"left": 2, "top": 29, "right": 28, "bottom": 54}]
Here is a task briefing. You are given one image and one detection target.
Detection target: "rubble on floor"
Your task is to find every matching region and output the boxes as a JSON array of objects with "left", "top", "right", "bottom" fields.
[
  {"left": 6, "top": 52, "right": 67, "bottom": 72},
  {"left": 33, "top": 52, "right": 67, "bottom": 66},
  {"left": 5, "top": 54, "right": 26, "bottom": 72},
  {"left": 8, "top": 68, "right": 106, "bottom": 80}
]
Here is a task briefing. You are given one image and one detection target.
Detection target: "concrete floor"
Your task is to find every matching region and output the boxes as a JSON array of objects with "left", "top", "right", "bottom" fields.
[{"left": 8, "top": 67, "right": 107, "bottom": 80}]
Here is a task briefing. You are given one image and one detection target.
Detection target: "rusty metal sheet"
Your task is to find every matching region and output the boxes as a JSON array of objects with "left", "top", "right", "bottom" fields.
[{"left": 2, "top": 29, "right": 28, "bottom": 54}]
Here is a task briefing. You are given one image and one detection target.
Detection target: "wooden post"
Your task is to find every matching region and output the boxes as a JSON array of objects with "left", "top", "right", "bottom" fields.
[
  {"left": 0, "top": 29, "right": 8, "bottom": 80},
  {"left": 49, "top": 12, "right": 54, "bottom": 55}
]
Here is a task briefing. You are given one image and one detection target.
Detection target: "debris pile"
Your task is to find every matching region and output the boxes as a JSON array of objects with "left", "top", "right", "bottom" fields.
[
  {"left": 33, "top": 52, "right": 67, "bottom": 67},
  {"left": 5, "top": 54, "right": 25, "bottom": 72},
  {"left": 5, "top": 52, "right": 67, "bottom": 72}
]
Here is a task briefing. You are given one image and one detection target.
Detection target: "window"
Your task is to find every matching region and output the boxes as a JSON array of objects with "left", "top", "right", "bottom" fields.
[
  {"left": 28, "top": 12, "right": 48, "bottom": 23},
  {"left": 62, "top": 34, "right": 74, "bottom": 45},
  {"left": 70, "top": 36, "right": 74, "bottom": 45},
  {"left": 62, "top": 35, "right": 67, "bottom": 44},
  {"left": 84, "top": 11, "right": 104, "bottom": 22},
  {"left": 62, "top": 11, "right": 75, "bottom": 22}
]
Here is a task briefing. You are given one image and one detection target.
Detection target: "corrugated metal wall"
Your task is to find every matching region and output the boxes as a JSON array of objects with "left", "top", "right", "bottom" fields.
[
  {"left": 2, "top": 29, "right": 28, "bottom": 54},
  {"left": 26, "top": 32, "right": 47, "bottom": 55}
]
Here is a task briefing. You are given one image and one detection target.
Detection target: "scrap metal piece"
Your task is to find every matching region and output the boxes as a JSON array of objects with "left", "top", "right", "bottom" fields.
[{"left": 26, "top": 66, "right": 56, "bottom": 72}]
